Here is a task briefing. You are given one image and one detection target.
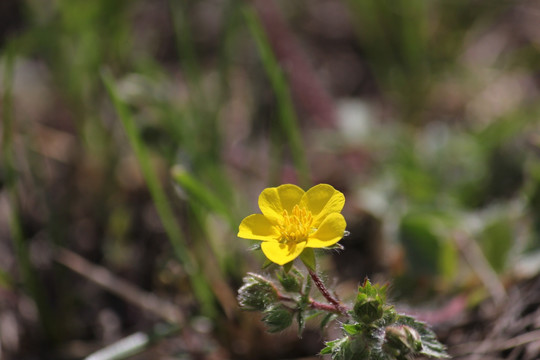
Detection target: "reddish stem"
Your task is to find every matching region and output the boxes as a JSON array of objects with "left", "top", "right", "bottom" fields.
[
  {"left": 308, "top": 269, "right": 348, "bottom": 316},
  {"left": 310, "top": 300, "right": 343, "bottom": 313},
  {"left": 280, "top": 293, "right": 344, "bottom": 314}
]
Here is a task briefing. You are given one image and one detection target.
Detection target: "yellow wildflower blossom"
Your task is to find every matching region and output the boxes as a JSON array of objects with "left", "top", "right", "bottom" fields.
[{"left": 238, "top": 184, "right": 347, "bottom": 265}]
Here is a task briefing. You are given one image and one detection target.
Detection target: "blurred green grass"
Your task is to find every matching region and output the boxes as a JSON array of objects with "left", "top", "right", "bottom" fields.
[{"left": 1, "top": 0, "right": 540, "bottom": 359}]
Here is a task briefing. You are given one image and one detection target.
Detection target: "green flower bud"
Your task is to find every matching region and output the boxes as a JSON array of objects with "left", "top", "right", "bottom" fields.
[
  {"left": 352, "top": 278, "right": 387, "bottom": 323},
  {"left": 383, "top": 325, "right": 422, "bottom": 358},
  {"left": 262, "top": 304, "right": 293, "bottom": 333},
  {"left": 353, "top": 298, "right": 384, "bottom": 324},
  {"left": 238, "top": 274, "right": 278, "bottom": 311},
  {"left": 277, "top": 270, "right": 302, "bottom": 293},
  {"left": 321, "top": 335, "right": 370, "bottom": 360}
]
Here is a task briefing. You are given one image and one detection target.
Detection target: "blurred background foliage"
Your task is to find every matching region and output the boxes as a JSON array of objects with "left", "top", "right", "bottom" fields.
[{"left": 1, "top": 0, "right": 540, "bottom": 359}]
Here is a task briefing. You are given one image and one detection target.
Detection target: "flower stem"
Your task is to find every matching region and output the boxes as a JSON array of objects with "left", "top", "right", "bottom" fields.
[
  {"left": 308, "top": 269, "right": 348, "bottom": 316},
  {"left": 310, "top": 299, "right": 343, "bottom": 313},
  {"left": 279, "top": 292, "right": 345, "bottom": 314}
]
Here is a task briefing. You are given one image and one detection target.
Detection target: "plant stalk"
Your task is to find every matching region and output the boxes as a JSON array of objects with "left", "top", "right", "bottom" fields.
[{"left": 308, "top": 269, "right": 348, "bottom": 316}]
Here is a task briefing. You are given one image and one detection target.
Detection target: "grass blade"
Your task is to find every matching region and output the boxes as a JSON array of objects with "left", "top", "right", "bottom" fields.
[
  {"left": 1, "top": 47, "right": 56, "bottom": 341},
  {"left": 101, "top": 70, "right": 216, "bottom": 316},
  {"left": 243, "top": 7, "right": 310, "bottom": 187}
]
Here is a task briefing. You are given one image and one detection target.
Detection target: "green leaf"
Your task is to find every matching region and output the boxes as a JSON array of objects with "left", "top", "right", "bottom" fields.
[
  {"left": 300, "top": 248, "right": 316, "bottom": 271},
  {"left": 399, "top": 211, "right": 457, "bottom": 277},
  {"left": 320, "top": 345, "right": 333, "bottom": 355},
  {"left": 320, "top": 337, "right": 347, "bottom": 357},
  {"left": 478, "top": 218, "right": 513, "bottom": 273},
  {"left": 343, "top": 324, "right": 362, "bottom": 335}
]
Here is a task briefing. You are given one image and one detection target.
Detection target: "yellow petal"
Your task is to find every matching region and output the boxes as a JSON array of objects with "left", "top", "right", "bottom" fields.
[
  {"left": 258, "top": 184, "right": 305, "bottom": 224},
  {"left": 238, "top": 214, "right": 279, "bottom": 241},
  {"left": 300, "top": 184, "right": 345, "bottom": 226},
  {"left": 261, "top": 241, "right": 306, "bottom": 265},
  {"left": 306, "top": 213, "right": 346, "bottom": 248}
]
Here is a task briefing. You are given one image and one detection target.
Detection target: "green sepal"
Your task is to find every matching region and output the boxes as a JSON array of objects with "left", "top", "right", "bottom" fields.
[
  {"left": 283, "top": 261, "right": 293, "bottom": 273},
  {"left": 300, "top": 248, "right": 316, "bottom": 271},
  {"left": 262, "top": 258, "right": 273, "bottom": 269}
]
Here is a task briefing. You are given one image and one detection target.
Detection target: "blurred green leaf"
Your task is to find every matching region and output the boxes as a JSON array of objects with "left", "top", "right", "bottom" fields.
[
  {"left": 478, "top": 218, "right": 513, "bottom": 273},
  {"left": 171, "top": 165, "right": 235, "bottom": 227},
  {"left": 399, "top": 212, "right": 458, "bottom": 278}
]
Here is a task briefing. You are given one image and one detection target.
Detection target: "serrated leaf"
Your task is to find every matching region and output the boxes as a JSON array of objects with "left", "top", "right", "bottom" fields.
[
  {"left": 320, "top": 346, "right": 332, "bottom": 355},
  {"left": 343, "top": 323, "right": 361, "bottom": 335},
  {"left": 321, "top": 337, "right": 348, "bottom": 358}
]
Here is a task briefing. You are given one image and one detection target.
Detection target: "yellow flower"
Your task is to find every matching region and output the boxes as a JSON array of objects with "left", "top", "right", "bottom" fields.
[{"left": 238, "top": 184, "right": 347, "bottom": 265}]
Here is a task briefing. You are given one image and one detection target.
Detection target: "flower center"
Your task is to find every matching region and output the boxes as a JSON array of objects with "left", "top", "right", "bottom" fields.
[{"left": 278, "top": 205, "right": 314, "bottom": 244}]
